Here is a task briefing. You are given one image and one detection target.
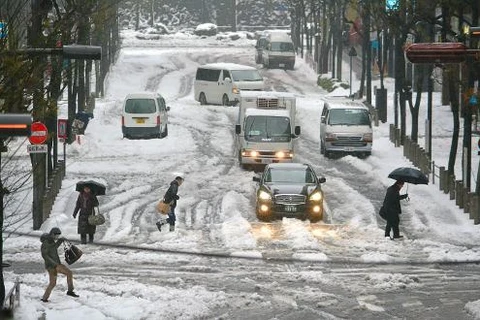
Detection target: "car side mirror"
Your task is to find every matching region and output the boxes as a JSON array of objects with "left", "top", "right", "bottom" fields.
[
  {"left": 166, "top": 106, "right": 171, "bottom": 111},
  {"left": 318, "top": 177, "right": 326, "bottom": 184},
  {"left": 235, "top": 124, "right": 241, "bottom": 135},
  {"left": 294, "top": 125, "right": 301, "bottom": 136},
  {"left": 321, "top": 115, "right": 326, "bottom": 124},
  {"left": 224, "top": 77, "right": 232, "bottom": 83},
  {"left": 253, "top": 176, "right": 261, "bottom": 182}
]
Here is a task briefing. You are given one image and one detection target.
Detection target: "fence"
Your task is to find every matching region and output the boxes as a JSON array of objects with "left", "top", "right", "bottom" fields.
[
  {"left": 388, "top": 124, "right": 480, "bottom": 224},
  {"left": 41, "top": 160, "right": 66, "bottom": 222},
  {"left": 1, "top": 278, "right": 20, "bottom": 318}
]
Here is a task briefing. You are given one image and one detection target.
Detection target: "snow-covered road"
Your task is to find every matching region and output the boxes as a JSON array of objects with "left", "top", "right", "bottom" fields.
[{"left": 5, "top": 31, "right": 480, "bottom": 319}]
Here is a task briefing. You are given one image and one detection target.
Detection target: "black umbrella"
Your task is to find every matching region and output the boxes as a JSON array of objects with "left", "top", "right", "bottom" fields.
[
  {"left": 388, "top": 167, "right": 428, "bottom": 185},
  {"left": 75, "top": 180, "right": 106, "bottom": 195}
]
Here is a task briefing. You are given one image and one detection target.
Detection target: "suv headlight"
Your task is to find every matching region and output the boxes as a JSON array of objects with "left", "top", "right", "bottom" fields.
[
  {"left": 258, "top": 190, "right": 272, "bottom": 200},
  {"left": 309, "top": 191, "right": 323, "bottom": 201},
  {"left": 232, "top": 86, "right": 240, "bottom": 94}
]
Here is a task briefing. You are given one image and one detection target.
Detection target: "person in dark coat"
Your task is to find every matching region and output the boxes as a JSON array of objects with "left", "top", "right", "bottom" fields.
[
  {"left": 73, "top": 186, "right": 99, "bottom": 244},
  {"left": 382, "top": 180, "right": 409, "bottom": 239},
  {"left": 156, "top": 176, "right": 184, "bottom": 232},
  {"left": 41, "top": 227, "right": 79, "bottom": 302}
]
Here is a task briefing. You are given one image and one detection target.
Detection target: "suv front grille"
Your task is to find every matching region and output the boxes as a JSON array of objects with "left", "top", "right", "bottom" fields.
[
  {"left": 332, "top": 136, "right": 366, "bottom": 147},
  {"left": 274, "top": 194, "right": 306, "bottom": 205}
]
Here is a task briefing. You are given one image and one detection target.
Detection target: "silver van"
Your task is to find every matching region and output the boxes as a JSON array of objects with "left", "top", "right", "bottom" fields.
[
  {"left": 194, "top": 63, "right": 264, "bottom": 106},
  {"left": 320, "top": 98, "right": 372, "bottom": 158},
  {"left": 261, "top": 31, "right": 296, "bottom": 70},
  {"left": 121, "top": 92, "right": 169, "bottom": 139}
]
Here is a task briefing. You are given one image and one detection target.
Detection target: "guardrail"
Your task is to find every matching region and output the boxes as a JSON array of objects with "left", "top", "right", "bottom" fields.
[
  {"left": 388, "top": 124, "right": 480, "bottom": 224},
  {"left": 41, "top": 160, "right": 66, "bottom": 222},
  {"left": 2, "top": 279, "right": 20, "bottom": 317}
]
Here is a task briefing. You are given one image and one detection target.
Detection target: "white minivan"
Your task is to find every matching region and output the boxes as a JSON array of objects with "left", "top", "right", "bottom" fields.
[
  {"left": 194, "top": 63, "right": 264, "bottom": 106},
  {"left": 320, "top": 98, "right": 372, "bottom": 158},
  {"left": 121, "top": 92, "right": 169, "bottom": 139}
]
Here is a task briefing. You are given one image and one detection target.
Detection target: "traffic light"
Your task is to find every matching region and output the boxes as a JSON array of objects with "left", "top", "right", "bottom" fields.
[{"left": 0, "top": 114, "right": 32, "bottom": 137}]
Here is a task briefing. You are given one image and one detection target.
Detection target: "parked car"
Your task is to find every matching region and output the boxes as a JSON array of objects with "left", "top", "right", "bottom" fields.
[
  {"left": 252, "top": 163, "right": 326, "bottom": 222},
  {"left": 121, "top": 92, "right": 169, "bottom": 139}
]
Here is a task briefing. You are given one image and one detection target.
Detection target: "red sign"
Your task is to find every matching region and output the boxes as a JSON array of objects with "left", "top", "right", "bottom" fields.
[
  {"left": 405, "top": 42, "right": 468, "bottom": 64},
  {"left": 57, "top": 119, "right": 68, "bottom": 140},
  {"left": 29, "top": 121, "right": 48, "bottom": 145}
]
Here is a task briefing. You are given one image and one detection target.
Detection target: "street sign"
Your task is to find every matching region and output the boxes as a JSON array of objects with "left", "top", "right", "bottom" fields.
[
  {"left": 27, "top": 144, "right": 47, "bottom": 153},
  {"left": 29, "top": 122, "right": 48, "bottom": 145},
  {"left": 0, "top": 21, "right": 7, "bottom": 39},
  {"left": 405, "top": 42, "right": 468, "bottom": 64},
  {"left": 57, "top": 119, "right": 68, "bottom": 140}
]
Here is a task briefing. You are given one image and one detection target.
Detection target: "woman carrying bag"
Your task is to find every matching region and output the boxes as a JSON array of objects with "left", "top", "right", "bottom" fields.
[{"left": 73, "top": 186, "right": 99, "bottom": 244}]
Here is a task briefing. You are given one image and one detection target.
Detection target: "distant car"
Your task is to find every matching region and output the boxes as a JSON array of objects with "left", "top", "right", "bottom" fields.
[
  {"left": 121, "top": 92, "right": 169, "bottom": 139},
  {"left": 252, "top": 163, "right": 326, "bottom": 222},
  {"left": 194, "top": 23, "right": 218, "bottom": 36}
]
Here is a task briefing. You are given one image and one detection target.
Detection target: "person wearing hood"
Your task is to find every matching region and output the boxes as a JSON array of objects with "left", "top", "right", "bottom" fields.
[
  {"left": 156, "top": 176, "right": 184, "bottom": 232},
  {"left": 73, "top": 185, "right": 99, "bottom": 244},
  {"left": 382, "top": 180, "right": 409, "bottom": 240},
  {"left": 40, "top": 227, "right": 79, "bottom": 302}
]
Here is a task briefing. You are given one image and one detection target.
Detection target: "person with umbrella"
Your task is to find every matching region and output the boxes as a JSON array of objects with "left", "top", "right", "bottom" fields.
[
  {"left": 382, "top": 179, "right": 409, "bottom": 240},
  {"left": 73, "top": 185, "right": 100, "bottom": 244}
]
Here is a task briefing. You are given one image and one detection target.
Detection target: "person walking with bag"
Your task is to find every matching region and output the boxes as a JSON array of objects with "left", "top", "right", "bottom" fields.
[
  {"left": 73, "top": 186, "right": 99, "bottom": 244},
  {"left": 40, "top": 227, "right": 79, "bottom": 302},
  {"left": 156, "top": 176, "right": 184, "bottom": 232},
  {"left": 382, "top": 180, "right": 409, "bottom": 240}
]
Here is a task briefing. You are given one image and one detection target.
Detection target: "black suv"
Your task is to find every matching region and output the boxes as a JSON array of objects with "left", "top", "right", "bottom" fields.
[{"left": 252, "top": 163, "right": 326, "bottom": 222}]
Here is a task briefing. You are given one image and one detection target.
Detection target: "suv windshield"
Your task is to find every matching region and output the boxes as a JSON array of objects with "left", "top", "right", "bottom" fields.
[
  {"left": 125, "top": 99, "right": 156, "bottom": 114},
  {"left": 244, "top": 116, "right": 291, "bottom": 142},
  {"left": 270, "top": 42, "right": 294, "bottom": 52},
  {"left": 328, "top": 109, "right": 371, "bottom": 126},
  {"left": 231, "top": 70, "right": 263, "bottom": 82},
  {"left": 265, "top": 168, "right": 316, "bottom": 184}
]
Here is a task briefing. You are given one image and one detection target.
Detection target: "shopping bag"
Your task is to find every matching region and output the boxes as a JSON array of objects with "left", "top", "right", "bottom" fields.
[
  {"left": 156, "top": 200, "right": 170, "bottom": 215},
  {"left": 88, "top": 207, "right": 106, "bottom": 225},
  {"left": 64, "top": 241, "right": 83, "bottom": 265},
  {"left": 379, "top": 206, "right": 386, "bottom": 220}
]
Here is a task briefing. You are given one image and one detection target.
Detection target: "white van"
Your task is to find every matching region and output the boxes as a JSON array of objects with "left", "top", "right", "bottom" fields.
[
  {"left": 261, "top": 31, "right": 296, "bottom": 70},
  {"left": 320, "top": 98, "right": 372, "bottom": 158},
  {"left": 194, "top": 63, "right": 264, "bottom": 106},
  {"left": 121, "top": 92, "right": 169, "bottom": 139}
]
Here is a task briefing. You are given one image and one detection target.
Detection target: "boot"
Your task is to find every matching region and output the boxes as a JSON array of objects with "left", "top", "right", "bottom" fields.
[
  {"left": 88, "top": 234, "right": 94, "bottom": 243},
  {"left": 80, "top": 234, "right": 87, "bottom": 244}
]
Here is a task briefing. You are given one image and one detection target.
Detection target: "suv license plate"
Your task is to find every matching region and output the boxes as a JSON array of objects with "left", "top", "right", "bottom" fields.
[
  {"left": 262, "top": 158, "right": 273, "bottom": 164},
  {"left": 284, "top": 205, "right": 296, "bottom": 212},
  {"left": 135, "top": 119, "right": 145, "bottom": 124},
  {"left": 279, "top": 63, "right": 285, "bottom": 68}
]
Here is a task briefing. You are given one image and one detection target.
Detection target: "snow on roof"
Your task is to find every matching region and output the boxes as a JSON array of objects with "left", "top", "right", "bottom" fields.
[
  {"left": 200, "top": 62, "right": 257, "bottom": 70},
  {"left": 240, "top": 90, "right": 296, "bottom": 99},
  {"left": 195, "top": 23, "right": 217, "bottom": 31},
  {"left": 245, "top": 108, "right": 290, "bottom": 117}
]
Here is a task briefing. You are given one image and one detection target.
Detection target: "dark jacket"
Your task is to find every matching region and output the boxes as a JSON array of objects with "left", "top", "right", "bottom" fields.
[
  {"left": 383, "top": 183, "right": 408, "bottom": 219},
  {"left": 40, "top": 233, "right": 64, "bottom": 270},
  {"left": 163, "top": 180, "right": 180, "bottom": 208},
  {"left": 73, "top": 192, "right": 99, "bottom": 234}
]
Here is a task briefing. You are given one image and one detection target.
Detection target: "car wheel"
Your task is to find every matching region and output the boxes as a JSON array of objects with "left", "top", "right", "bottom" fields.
[
  {"left": 222, "top": 94, "right": 229, "bottom": 106},
  {"left": 199, "top": 93, "right": 207, "bottom": 105},
  {"left": 161, "top": 124, "right": 168, "bottom": 138}
]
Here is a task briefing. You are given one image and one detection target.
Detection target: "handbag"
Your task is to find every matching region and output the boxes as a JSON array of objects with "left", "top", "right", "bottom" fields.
[
  {"left": 379, "top": 205, "right": 386, "bottom": 220},
  {"left": 88, "top": 207, "right": 106, "bottom": 225},
  {"left": 64, "top": 241, "right": 83, "bottom": 265},
  {"left": 156, "top": 200, "right": 171, "bottom": 215}
]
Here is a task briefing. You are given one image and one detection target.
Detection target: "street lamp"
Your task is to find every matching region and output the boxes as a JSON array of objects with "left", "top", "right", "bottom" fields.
[{"left": 348, "top": 46, "right": 358, "bottom": 98}]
